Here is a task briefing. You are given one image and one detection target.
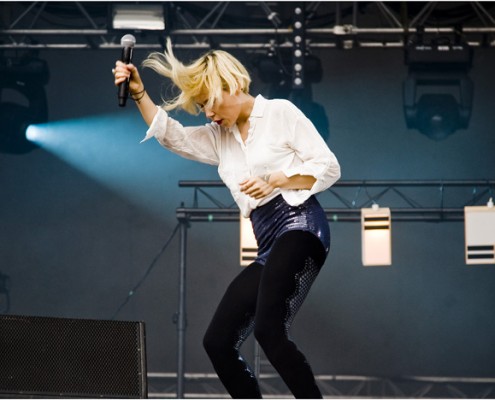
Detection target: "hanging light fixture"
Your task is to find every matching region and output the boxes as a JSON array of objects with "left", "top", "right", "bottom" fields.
[
  {"left": 464, "top": 198, "right": 495, "bottom": 265},
  {"left": 0, "top": 56, "right": 49, "bottom": 154},
  {"left": 403, "top": 26, "right": 473, "bottom": 140},
  {"left": 240, "top": 214, "right": 258, "bottom": 267},
  {"left": 111, "top": 4, "right": 165, "bottom": 31},
  {"left": 361, "top": 204, "right": 392, "bottom": 266}
]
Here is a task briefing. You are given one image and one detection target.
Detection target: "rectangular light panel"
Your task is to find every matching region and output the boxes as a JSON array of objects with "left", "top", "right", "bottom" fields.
[
  {"left": 464, "top": 204, "right": 495, "bottom": 264},
  {"left": 240, "top": 214, "right": 258, "bottom": 267},
  {"left": 112, "top": 4, "right": 165, "bottom": 31},
  {"left": 361, "top": 206, "right": 392, "bottom": 266}
]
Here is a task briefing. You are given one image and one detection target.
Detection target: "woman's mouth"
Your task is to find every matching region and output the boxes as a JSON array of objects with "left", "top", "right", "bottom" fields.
[{"left": 214, "top": 119, "right": 223, "bottom": 126}]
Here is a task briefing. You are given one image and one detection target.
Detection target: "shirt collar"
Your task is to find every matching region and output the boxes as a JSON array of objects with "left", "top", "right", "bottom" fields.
[
  {"left": 250, "top": 94, "right": 267, "bottom": 118},
  {"left": 227, "top": 94, "right": 266, "bottom": 134}
]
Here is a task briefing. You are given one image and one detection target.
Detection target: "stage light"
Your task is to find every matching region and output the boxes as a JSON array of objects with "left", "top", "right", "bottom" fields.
[
  {"left": 403, "top": 35, "right": 473, "bottom": 140},
  {"left": 0, "top": 56, "right": 49, "bottom": 154},
  {"left": 403, "top": 71, "right": 473, "bottom": 140},
  {"left": 464, "top": 198, "right": 495, "bottom": 265},
  {"left": 292, "top": 6, "right": 305, "bottom": 89},
  {"left": 361, "top": 205, "right": 392, "bottom": 266},
  {"left": 111, "top": 4, "right": 165, "bottom": 31},
  {"left": 240, "top": 214, "right": 257, "bottom": 267},
  {"left": 255, "top": 52, "right": 328, "bottom": 140}
]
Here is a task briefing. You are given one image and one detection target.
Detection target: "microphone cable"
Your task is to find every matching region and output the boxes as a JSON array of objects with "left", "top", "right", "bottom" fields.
[{"left": 111, "top": 222, "right": 181, "bottom": 320}]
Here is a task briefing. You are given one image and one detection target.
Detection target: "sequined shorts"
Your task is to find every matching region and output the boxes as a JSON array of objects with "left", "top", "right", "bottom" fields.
[{"left": 250, "top": 194, "right": 330, "bottom": 265}]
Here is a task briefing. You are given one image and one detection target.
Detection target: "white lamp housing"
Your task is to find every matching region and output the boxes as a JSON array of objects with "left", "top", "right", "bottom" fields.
[
  {"left": 112, "top": 4, "right": 165, "bottom": 31},
  {"left": 464, "top": 198, "right": 495, "bottom": 265},
  {"left": 361, "top": 205, "right": 392, "bottom": 266},
  {"left": 240, "top": 214, "right": 258, "bottom": 267}
]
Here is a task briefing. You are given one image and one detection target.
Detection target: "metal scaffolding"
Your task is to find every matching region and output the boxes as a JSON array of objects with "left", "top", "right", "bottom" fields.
[
  {"left": 146, "top": 371, "right": 495, "bottom": 398},
  {"left": 177, "top": 179, "right": 495, "bottom": 222},
  {"left": 1, "top": 2, "right": 495, "bottom": 50}
]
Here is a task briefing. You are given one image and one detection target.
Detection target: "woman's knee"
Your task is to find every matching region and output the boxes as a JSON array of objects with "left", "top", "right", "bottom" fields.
[
  {"left": 253, "top": 322, "right": 284, "bottom": 351},
  {"left": 203, "top": 327, "right": 225, "bottom": 357}
]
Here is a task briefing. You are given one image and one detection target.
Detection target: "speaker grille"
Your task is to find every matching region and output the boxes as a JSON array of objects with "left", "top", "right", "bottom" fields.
[{"left": 0, "top": 315, "right": 147, "bottom": 398}]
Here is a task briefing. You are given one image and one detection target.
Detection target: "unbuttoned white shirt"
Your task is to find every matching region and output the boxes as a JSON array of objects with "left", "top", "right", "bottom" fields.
[{"left": 142, "top": 94, "right": 341, "bottom": 217}]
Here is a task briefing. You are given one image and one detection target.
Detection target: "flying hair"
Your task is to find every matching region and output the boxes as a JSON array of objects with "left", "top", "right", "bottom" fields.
[{"left": 142, "top": 38, "right": 251, "bottom": 114}]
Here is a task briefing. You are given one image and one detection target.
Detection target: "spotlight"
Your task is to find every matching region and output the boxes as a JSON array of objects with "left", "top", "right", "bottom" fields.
[
  {"left": 361, "top": 205, "right": 392, "bottom": 266},
  {"left": 403, "top": 34, "right": 473, "bottom": 140},
  {"left": 111, "top": 4, "right": 165, "bottom": 31},
  {"left": 403, "top": 71, "right": 473, "bottom": 140},
  {"left": 240, "top": 214, "right": 257, "bottom": 267},
  {"left": 464, "top": 198, "right": 495, "bottom": 265},
  {"left": 292, "top": 6, "right": 305, "bottom": 89},
  {"left": 0, "top": 56, "right": 49, "bottom": 154}
]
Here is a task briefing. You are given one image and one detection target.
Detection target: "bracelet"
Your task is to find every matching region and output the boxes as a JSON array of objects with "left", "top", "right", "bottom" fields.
[{"left": 130, "top": 88, "right": 146, "bottom": 103}]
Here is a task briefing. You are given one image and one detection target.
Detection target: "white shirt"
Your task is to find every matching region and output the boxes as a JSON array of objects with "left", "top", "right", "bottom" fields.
[{"left": 142, "top": 95, "right": 341, "bottom": 217}]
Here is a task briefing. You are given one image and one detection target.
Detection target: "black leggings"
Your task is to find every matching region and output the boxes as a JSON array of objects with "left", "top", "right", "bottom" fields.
[{"left": 203, "top": 230, "right": 327, "bottom": 398}]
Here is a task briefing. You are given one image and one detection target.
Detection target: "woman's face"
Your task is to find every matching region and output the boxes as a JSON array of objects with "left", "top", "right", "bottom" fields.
[{"left": 195, "top": 90, "right": 243, "bottom": 129}]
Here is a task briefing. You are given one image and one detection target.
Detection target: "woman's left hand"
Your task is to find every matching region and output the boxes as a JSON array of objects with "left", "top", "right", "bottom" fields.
[{"left": 239, "top": 176, "right": 274, "bottom": 199}]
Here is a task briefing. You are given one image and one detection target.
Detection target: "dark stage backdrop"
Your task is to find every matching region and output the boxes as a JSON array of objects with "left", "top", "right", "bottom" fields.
[{"left": 1, "top": 45, "right": 494, "bottom": 381}]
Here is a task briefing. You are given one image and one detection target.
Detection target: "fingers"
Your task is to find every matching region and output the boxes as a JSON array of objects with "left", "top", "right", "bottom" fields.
[
  {"left": 112, "top": 61, "right": 144, "bottom": 94},
  {"left": 240, "top": 177, "right": 272, "bottom": 199},
  {"left": 112, "top": 69, "right": 127, "bottom": 86}
]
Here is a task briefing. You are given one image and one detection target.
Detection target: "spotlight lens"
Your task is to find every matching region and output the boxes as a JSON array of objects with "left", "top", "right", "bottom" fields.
[{"left": 26, "top": 124, "right": 40, "bottom": 142}]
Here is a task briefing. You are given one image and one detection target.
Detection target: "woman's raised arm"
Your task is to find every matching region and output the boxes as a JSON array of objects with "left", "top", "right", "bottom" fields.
[{"left": 113, "top": 60, "right": 158, "bottom": 126}]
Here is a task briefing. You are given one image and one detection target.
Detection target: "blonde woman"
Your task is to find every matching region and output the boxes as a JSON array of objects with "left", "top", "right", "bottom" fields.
[{"left": 113, "top": 40, "right": 341, "bottom": 399}]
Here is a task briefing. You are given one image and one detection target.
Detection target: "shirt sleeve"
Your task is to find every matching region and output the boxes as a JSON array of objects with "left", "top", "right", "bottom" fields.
[
  {"left": 141, "top": 106, "right": 220, "bottom": 166},
  {"left": 282, "top": 111, "right": 341, "bottom": 196}
]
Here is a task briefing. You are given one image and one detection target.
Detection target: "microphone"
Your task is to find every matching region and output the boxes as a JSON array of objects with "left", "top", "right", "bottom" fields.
[{"left": 118, "top": 34, "right": 136, "bottom": 107}]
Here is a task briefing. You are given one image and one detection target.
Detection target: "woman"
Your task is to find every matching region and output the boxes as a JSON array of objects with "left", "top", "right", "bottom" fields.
[{"left": 113, "top": 39, "right": 340, "bottom": 398}]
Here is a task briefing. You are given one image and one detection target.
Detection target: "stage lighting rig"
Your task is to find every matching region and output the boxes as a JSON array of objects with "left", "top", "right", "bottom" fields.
[
  {"left": 403, "top": 28, "right": 474, "bottom": 140},
  {"left": 0, "top": 55, "right": 49, "bottom": 154}
]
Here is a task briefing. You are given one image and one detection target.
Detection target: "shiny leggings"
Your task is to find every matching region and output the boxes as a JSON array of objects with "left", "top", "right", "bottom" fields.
[{"left": 203, "top": 230, "right": 327, "bottom": 398}]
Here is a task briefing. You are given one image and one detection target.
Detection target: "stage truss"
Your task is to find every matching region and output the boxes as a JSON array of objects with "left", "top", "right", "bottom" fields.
[
  {"left": 177, "top": 179, "right": 495, "bottom": 222},
  {"left": 146, "top": 372, "right": 495, "bottom": 398},
  {"left": 1, "top": 2, "right": 495, "bottom": 50}
]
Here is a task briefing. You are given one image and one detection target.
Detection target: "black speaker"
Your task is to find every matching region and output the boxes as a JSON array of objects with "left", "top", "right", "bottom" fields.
[{"left": 0, "top": 314, "right": 147, "bottom": 398}]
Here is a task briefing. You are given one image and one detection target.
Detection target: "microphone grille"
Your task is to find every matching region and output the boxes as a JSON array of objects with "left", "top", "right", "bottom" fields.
[{"left": 120, "top": 34, "right": 136, "bottom": 47}]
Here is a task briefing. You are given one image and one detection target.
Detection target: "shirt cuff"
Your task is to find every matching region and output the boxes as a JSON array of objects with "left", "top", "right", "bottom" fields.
[
  {"left": 282, "top": 165, "right": 329, "bottom": 195},
  {"left": 140, "top": 106, "right": 166, "bottom": 143}
]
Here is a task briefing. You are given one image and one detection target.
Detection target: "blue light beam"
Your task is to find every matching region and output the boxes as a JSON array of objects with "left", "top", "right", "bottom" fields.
[{"left": 26, "top": 111, "right": 218, "bottom": 218}]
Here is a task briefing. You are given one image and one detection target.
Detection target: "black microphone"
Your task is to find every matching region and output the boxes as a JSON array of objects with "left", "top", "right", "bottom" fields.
[{"left": 118, "top": 34, "right": 136, "bottom": 107}]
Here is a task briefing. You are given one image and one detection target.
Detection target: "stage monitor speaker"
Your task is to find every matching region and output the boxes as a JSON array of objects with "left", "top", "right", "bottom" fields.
[{"left": 0, "top": 314, "right": 147, "bottom": 398}]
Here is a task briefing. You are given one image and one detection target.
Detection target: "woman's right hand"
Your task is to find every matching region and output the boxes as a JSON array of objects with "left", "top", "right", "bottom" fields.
[
  {"left": 113, "top": 61, "right": 144, "bottom": 94},
  {"left": 112, "top": 60, "right": 157, "bottom": 126}
]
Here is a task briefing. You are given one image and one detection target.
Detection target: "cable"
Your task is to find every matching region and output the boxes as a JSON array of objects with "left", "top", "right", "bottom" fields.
[{"left": 111, "top": 222, "right": 181, "bottom": 320}]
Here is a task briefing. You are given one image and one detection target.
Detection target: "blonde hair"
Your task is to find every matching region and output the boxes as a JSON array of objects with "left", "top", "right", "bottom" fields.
[{"left": 142, "top": 38, "right": 251, "bottom": 114}]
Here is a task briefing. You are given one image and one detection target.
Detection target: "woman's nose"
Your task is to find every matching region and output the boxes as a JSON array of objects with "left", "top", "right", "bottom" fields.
[{"left": 205, "top": 109, "right": 215, "bottom": 119}]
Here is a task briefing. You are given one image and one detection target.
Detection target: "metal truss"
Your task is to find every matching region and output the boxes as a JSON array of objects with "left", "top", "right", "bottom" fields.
[
  {"left": 176, "top": 180, "right": 495, "bottom": 223},
  {"left": 1, "top": 2, "right": 495, "bottom": 51},
  {"left": 147, "top": 372, "right": 495, "bottom": 398}
]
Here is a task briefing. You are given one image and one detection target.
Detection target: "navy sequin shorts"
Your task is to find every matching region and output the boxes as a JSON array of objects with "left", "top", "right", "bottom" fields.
[{"left": 250, "top": 194, "right": 330, "bottom": 265}]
